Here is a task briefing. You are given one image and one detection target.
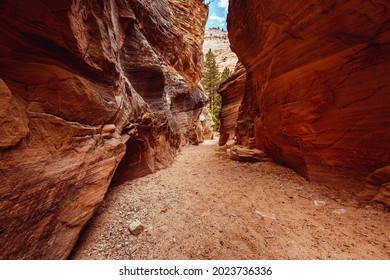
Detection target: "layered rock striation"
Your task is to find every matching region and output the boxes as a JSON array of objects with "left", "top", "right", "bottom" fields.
[
  {"left": 0, "top": 0, "right": 207, "bottom": 259},
  {"left": 225, "top": 0, "right": 390, "bottom": 204},
  {"left": 218, "top": 62, "right": 246, "bottom": 146},
  {"left": 203, "top": 28, "right": 238, "bottom": 72}
]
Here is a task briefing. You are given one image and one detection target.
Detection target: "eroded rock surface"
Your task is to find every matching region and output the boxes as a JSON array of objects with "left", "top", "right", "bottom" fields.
[
  {"left": 359, "top": 166, "right": 390, "bottom": 205},
  {"left": 203, "top": 28, "right": 238, "bottom": 72},
  {"left": 0, "top": 79, "right": 29, "bottom": 149},
  {"left": 0, "top": 0, "right": 207, "bottom": 259},
  {"left": 229, "top": 145, "right": 270, "bottom": 163},
  {"left": 226, "top": 0, "right": 390, "bottom": 203},
  {"left": 200, "top": 108, "right": 214, "bottom": 141},
  {"left": 218, "top": 62, "right": 246, "bottom": 146}
]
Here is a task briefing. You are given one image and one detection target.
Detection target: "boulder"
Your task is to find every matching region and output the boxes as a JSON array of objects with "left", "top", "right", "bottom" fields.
[
  {"left": 358, "top": 166, "right": 390, "bottom": 205},
  {"left": 229, "top": 145, "right": 269, "bottom": 162}
]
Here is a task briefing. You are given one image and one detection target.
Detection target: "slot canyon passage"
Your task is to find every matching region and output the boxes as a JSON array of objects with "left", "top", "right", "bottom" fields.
[{"left": 0, "top": 0, "right": 389, "bottom": 260}]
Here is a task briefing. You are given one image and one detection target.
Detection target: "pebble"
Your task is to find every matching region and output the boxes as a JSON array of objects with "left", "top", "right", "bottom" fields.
[
  {"left": 129, "top": 220, "right": 145, "bottom": 236},
  {"left": 333, "top": 209, "right": 347, "bottom": 215},
  {"left": 255, "top": 210, "right": 276, "bottom": 220},
  {"left": 314, "top": 200, "right": 327, "bottom": 207}
]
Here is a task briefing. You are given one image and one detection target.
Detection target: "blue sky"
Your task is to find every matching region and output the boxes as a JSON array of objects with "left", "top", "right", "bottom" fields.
[{"left": 205, "top": 0, "right": 229, "bottom": 30}]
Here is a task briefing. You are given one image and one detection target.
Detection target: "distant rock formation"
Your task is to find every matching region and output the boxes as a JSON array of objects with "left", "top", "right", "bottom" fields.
[
  {"left": 0, "top": 0, "right": 207, "bottom": 259},
  {"left": 203, "top": 29, "right": 238, "bottom": 72},
  {"left": 223, "top": 0, "right": 390, "bottom": 204}
]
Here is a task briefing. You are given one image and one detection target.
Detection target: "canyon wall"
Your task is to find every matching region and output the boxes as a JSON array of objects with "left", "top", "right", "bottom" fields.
[
  {"left": 0, "top": 0, "right": 207, "bottom": 259},
  {"left": 225, "top": 0, "right": 390, "bottom": 203},
  {"left": 218, "top": 62, "right": 246, "bottom": 146}
]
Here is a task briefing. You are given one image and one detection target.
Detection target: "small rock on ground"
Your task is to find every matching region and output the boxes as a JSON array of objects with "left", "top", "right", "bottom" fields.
[{"left": 129, "top": 220, "right": 145, "bottom": 236}]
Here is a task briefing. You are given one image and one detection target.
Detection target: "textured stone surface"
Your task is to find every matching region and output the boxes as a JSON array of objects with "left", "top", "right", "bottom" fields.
[
  {"left": 0, "top": 79, "right": 29, "bottom": 149},
  {"left": 199, "top": 108, "right": 214, "bottom": 141},
  {"left": 129, "top": 220, "right": 145, "bottom": 236},
  {"left": 218, "top": 62, "right": 246, "bottom": 146},
  {"left": 229, "top": 145, "right": 269, "bottom": 163},
  {"left": 203, "top": 28, "right": 238, "bottom": 72},
  {"left": 359, "top": 166, "right": 390, "bottom": 205},
  {"left": 226, "top": 0, "right": 390, "bottom": 203},
  {"left": 0, "top": 0, "right": 207, "bottom": 259}
]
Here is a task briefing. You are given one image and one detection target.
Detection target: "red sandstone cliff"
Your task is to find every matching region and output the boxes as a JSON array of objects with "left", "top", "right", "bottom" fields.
[
  {"left": 224, "top": 0, "right": 390, "bottom": 204},
  {"left": 0, "top": 0, "right": 207, "bottom": 259},
  {"left": 218, "top": 62, "right": 246, "bottom": 146}
]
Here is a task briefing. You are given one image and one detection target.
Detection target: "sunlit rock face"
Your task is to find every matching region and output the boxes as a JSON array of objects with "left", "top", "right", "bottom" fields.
[
  {"left": 203, "top": 28, "right": 238, "bottom": 73},
  {"left": 218, "top": 62, "right": 246, "bottom": 146},
  {"left": 0, "top": 0, "right": 207, "bottom": 259},
  {"left": 226, "top": 0, "right": 390, "bottom": 203}
]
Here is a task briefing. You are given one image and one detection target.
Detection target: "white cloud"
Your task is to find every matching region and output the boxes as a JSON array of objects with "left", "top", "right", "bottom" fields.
[
  {"left": 218, "top": 0, "right": 229, "bottom": 14},
  {"left": 210, "top": 13, "right": 224, "bottom": 23}
]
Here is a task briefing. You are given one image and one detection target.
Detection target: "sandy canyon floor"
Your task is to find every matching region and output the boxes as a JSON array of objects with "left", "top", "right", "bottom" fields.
[{"left": 72, "top": 140, "right": 389, "bottom": 260}]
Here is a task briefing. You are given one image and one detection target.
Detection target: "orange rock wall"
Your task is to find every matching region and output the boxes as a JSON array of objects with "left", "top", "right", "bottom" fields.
[
  {"left": 218, "top": 62, "right": 246, "bottom": 146},
  {"left": 227, "top": 0, "right": 390, "bottom": 201},
  {"left": 0, "top": 0, "right": 207, "bottom": 259}
]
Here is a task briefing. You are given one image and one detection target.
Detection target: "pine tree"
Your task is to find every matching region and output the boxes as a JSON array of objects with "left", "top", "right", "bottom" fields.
[
  {"left": 220, "top": 67, "right": 231, "bottom": 83},
  {"left": 202, "top": 49, "right": 221, "bottom": 131},
  {"left": 202, "top": 49, "right": 219, "bottom": 92}
]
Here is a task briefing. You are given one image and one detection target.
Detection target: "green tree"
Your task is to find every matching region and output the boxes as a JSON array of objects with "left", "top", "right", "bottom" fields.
[
  {"left": 202, "top": 49, "right": 221, "bottom": 131},
  {"left": 202, "top": 49, "right": 219, "bottom": 92},
  {"left": 220, "top": 67, "right": 231, "bottom": 83}
]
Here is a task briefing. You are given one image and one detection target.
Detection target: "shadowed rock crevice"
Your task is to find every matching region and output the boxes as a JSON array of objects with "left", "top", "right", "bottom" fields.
[
  {"left": 111, "top": 139, "right": 153, "bottom": 186},
  {"left": 126, "top": 66, "right": 165, "bottom": 111}
]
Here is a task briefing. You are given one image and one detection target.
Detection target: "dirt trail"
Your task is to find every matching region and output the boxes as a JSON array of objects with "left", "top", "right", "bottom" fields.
[{"left": 72, "top": 140, "right": 389, "bottom": 260}]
